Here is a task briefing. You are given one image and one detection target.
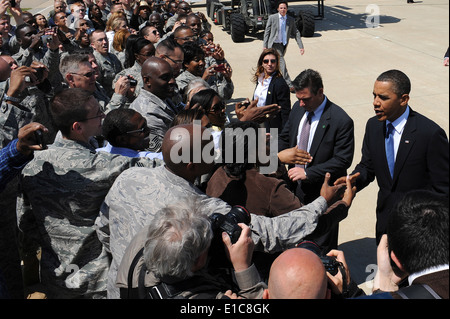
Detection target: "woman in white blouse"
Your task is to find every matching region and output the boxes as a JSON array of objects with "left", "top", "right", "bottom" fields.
[{"left": 252, "top": 48, "right": 291, "bottom": 132}]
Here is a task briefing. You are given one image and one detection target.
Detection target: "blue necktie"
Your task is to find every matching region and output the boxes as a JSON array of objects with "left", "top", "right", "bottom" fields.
[
  {"left": 385, "top": 123, "right": 395, "bottom": 178},
  {"left": 281, "top": 17, "right": 287, "bottom": 46}
]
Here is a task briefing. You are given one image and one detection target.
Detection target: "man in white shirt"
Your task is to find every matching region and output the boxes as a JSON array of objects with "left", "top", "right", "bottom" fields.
[{"left": 263, "top": 1, "right": 304, "bottom": 90}]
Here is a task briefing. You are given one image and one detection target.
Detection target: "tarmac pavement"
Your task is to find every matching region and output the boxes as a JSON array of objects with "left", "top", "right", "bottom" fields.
[{"left": 18, "top": 0, "right": 449, "bottom": 295}]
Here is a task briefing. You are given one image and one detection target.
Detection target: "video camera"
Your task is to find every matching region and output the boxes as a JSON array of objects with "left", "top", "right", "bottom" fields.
[{"left": 296, "top": 240, "right": 342, "bottom": 276}]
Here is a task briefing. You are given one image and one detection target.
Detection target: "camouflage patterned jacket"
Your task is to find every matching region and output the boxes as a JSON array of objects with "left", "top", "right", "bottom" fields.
[
  {"left": 17, "top": 135, "right": 162, "bottom": 299},
  {"left": 96, "top": 165, "right": 327, "bottom": 298},
  {"left": 93, "top": 50, "right": 123, "bottom": 98},
  {"left": 129, "top": 89, "right": 180, "bottom": 152}
]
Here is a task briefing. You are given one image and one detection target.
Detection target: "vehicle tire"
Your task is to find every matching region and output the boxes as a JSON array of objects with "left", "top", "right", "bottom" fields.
[
  {"left": 230, "top": 13, "right": 246, "bottom": 42},
  {"left": 296, "top": 10, "right": 315, "bottom": 37}
]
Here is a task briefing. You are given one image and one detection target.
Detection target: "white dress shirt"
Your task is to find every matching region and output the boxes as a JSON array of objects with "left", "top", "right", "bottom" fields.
[{"left": 296, "top": 96, "right": 328, "bottom": 152}]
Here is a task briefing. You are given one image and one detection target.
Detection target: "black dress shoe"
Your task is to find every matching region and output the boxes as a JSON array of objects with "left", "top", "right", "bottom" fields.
[{"left": 407, "top": 0, "right": 415, "bottom": 3}]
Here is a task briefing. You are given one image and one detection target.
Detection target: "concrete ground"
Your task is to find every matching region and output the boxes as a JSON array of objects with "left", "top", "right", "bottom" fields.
[{"left": 19, "top": 0, "right": 449, "bottom": 295}]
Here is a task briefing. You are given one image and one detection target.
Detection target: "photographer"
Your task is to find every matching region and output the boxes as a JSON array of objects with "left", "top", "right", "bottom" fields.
[
  {"left": 263, "top": 246, "right": 365, "bottom": 299},
  {"left": 116, "top": 198, "right": 266, "bottom": 299}
]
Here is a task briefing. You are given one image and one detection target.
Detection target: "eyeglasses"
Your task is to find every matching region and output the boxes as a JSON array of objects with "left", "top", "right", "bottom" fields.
[
  {"left": 210, "top": 102, "right": 225, "bottom": 113},
  {"left": 151, "top": 30, "right": 159, "bottom": 35},
  {"left": 164, "top": 55, "right": 183, "bottom": 65},
  {"left": 263, "top": 59, "right": 277, "bottom": 64},
  {"left": 70, "top": 71, "right": 95, "bottom": 78},
  {"left": 80, "top": 109, "right": 105, "bottom": 122},
  {"left": 125, "top": 126, "right": 149, "bottom": 135}
]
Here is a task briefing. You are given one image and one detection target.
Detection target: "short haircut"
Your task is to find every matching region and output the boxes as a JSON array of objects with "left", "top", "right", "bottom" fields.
[
  {"left": 50, "top": 88, "right": 93, "bottom": 137},
  {"left": 277, "top": 0, "right": 288, "bottom": 8},
  {"left": 155, "top": 36, "right": 182, "bottom": 56},
  {"left": 59, "top": 54, "right": 90, "bottom": 79},
  {"left": 14, "top": 23, "right": 34, "bottom": 40},
  {"left": 387, "top": 190, "right": 449, "bottom": 274},
  {"left": 292, "top": 69, "right": 324, "bottom": 95},
  {"left": 143, "top": 198, "right": 213, "bottom": 281},
  {"left": 376, "top": 69, "right": 411, "bottom": 97},
  {"left": 102, "top": 108, "right": 139, "bottom": 146}
]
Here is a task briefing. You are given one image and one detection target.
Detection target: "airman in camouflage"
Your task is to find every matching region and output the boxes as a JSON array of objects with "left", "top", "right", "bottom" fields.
[
  {"left": 17, "top": 89, "right": 162, "bottom": 298},
  {"left": 97, "top": 124, "right": 332, "bottom": 298},
  {"left": 129, "top": 57, "right": 182, "bottom": 153},
  {"left": 1, "top": 60, "right": 57, "bottom": 298},
  {"left": 90, "top": 30, "right": 123, "bottom": 98}
]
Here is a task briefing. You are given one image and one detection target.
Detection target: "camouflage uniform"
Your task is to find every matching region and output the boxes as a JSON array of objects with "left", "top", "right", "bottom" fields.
[
  {"left": 96, "top": 165, "right": 327, "bottom": 298},
  {"left": 115, "top": 227, "right": 266, "bottom": 299},
  {"left": 129, "top": 89, "right": 181, "bottom": 152},
  {"left": 12, "top": 47, "right": 62, "bottom": 89},
  {"left": 17, "top": 135, "right": 162, "bottom": 299},
  {"left": 176, "top": 69, "right": 234, "bottom": 102},
  {"left": 92, "top": 50, "right": 123, "bottom": 98},
  {"left": 1, "top": 82, "right": 55, "bottom": 298}
]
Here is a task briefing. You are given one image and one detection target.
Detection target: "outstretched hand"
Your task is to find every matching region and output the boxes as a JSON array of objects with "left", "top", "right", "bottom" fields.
[{"left": 320, "top": 173, "right": 346, "bottom": 207}]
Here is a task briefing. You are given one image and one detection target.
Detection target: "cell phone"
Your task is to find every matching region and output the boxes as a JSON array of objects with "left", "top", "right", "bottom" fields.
[
  {"left": 215, "top": 64, "right": 226, "bottom": 72},
  {"left": 10, "top": 0, "right": 16, "bottom": 8},
  {"left": 34, "top": 129, "right": 46, "bottom": 149}
]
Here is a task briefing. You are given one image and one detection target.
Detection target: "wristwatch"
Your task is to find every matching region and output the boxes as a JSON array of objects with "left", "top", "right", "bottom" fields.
[{"left": 2, "top": 94, "right": 22, "bottom": 104}]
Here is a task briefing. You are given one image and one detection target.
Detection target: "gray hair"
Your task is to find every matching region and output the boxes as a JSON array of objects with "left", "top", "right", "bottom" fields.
[
  {"left": 59, "top": 54, "right": 90, "bottom": 80},
  {"left": 142, "top": 198, "right": 213, "bottom": 281}
]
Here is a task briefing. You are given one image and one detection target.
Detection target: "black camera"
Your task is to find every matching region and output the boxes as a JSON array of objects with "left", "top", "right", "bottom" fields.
[
  {"left": 34, "top": 129, "right": 46, "bottom": 149},
  {"left": 208, "top": 206, "right": 251, "bottom": 270},
  {"left": 210, "top": 206, "right": 251, "bottom": 244},
  {"left": 127, "top": 75, "right": 137, "bottom": 87},
  {"left": 296, "top": 240, "right": 342, "bottom": 276}
]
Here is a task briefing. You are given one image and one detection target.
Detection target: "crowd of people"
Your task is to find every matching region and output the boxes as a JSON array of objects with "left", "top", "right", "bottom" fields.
[{"left": 0, "top": 0, "right": 448, "bottom": 300}]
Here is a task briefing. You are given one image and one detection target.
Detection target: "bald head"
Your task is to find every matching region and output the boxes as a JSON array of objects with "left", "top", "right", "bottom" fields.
[
  {"left": 266, "top": 248, "right": 328, "bottom": 299},
  {"left": 0, "top": 57, "right": 10, "bottom": 81},
  {"left": 141, "top": 56, "right": 175, "bottom": 99},
  {"left": 162, "top": 124, "right": 214, "bottom": 182}
]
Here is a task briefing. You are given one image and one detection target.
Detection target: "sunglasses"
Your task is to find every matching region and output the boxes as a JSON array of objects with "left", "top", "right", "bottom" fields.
[
  {"left": 71, "top": 71, "right": 95, "bottom": 78},
  {"left": 263, "top": 59, "right": 277, "bottom": 64},
  {"left": 126, "top": 126, "right": 149, "bottom": 135}
]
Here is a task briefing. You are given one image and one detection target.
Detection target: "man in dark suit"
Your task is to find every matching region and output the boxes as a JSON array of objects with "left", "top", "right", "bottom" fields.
[
  {"left": 369, "top": 190, "right": 448, "bottom": 299},
  {"left": 263, "top": 1, "right": 304, "bottom": 90},
  {"left": 278, "top": 69, "right": 355, "bottom": 252},
  {"left": 336, "top": 69, "right": 449, "bottom": 245}
]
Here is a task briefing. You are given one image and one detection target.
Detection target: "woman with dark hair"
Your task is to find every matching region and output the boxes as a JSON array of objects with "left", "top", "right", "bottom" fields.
[
  {"left": 252, "top": 48, "right": 291, "bottom": 132},
  {"left": 112, "top": 35, "right": 155, "bottom": 98},
  {"left": 88, "top": 3, "right": 106, "bottom": 31},
  {"left": 189, "top": 88, "right": 227, "bottom": 131},
  {"left": 176, "top": 41, "right": 234, "bottom": 101}
]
